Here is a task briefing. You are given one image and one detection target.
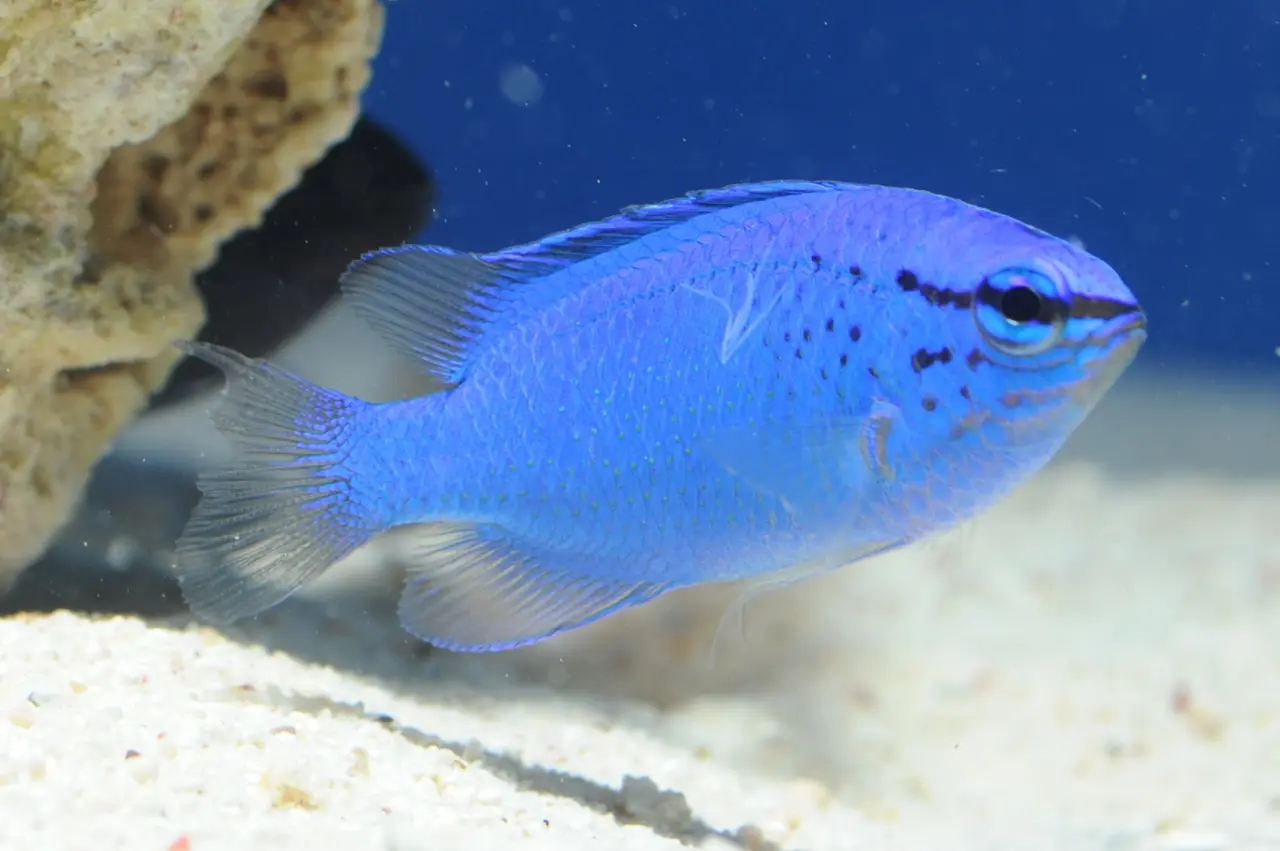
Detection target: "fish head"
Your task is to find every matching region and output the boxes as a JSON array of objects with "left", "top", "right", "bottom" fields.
[
  {"left": 937, "top": 221, "right": 1147, "bottom": 457},
  {"left": 865, "top": 211, "right": 1147, "bottom": 536}
]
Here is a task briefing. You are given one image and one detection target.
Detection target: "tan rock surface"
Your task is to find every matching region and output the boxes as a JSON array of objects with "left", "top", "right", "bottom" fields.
[{"left": 0, "top": 0, "right": 385, "bottom": 586}]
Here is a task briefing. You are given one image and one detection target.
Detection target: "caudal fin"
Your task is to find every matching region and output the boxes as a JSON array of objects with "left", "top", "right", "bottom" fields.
[{"left": 172, "top": 342, "right": 379, "bottom": 624}]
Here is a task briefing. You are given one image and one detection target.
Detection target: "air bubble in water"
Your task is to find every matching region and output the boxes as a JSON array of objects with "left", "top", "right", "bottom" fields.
[{"left": 499, "top": 63, "right": 545, "bottom": 107}]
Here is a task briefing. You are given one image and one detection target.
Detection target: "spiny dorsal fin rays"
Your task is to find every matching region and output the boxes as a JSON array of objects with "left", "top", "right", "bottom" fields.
[{"left": 337, "top": 181, "right": 852, "bottom": 384}]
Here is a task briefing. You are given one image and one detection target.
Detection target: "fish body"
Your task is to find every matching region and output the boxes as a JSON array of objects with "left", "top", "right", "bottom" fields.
[{"left": 175, "top": 180, "right": 1146, "bottom": 651}]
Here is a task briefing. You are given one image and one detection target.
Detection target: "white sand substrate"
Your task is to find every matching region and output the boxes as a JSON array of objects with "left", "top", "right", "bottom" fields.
[{"left": 4, "top": 368, "right": 1280, "bottom": 851}]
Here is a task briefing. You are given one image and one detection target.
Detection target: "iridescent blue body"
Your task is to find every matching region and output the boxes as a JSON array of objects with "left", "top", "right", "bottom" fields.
[{"left": 174, "top": 180, "right": 1146, "bottom": 652}]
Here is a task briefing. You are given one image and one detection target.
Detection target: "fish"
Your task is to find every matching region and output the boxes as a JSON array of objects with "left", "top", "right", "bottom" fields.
[{"left": 172, "top": 180, "right": 1147, "bottom": 652}]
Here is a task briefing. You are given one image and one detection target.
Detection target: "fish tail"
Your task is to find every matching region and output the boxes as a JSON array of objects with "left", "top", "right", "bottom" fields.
[{"left": 172, "top": 341, "right": 380, "bottom": 624}]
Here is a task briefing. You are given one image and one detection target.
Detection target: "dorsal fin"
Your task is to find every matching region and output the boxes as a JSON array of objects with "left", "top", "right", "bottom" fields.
[
  {"left": 500, "top": 179, "right": 843, "bottom": 266},
  {"left": 338, "top": 180, "right": 849, "bottom": 384}
]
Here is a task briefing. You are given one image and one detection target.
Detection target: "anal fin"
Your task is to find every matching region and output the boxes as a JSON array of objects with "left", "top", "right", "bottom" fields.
[{"left": 389, "top": 522, "right": 669, "bottom": 652}]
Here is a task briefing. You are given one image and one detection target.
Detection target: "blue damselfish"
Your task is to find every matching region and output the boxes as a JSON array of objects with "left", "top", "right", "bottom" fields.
[{"left": 174, "top": 180, "right": 1146, "bottom": 652}]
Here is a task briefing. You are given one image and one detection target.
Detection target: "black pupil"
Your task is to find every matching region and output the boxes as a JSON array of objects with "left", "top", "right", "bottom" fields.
[{"left": 999, "top": 286, "right": 1043, "bottom": 324}]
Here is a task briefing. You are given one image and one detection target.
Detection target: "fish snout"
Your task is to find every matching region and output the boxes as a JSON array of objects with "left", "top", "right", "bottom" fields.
[{"left": 1076, "top": 307, "right": 1147, "bottom": 397}]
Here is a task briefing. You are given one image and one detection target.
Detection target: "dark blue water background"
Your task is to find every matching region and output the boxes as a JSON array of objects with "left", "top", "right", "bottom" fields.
[{"left": 361, "top": 0, "right": 1280, "bottom": 374}]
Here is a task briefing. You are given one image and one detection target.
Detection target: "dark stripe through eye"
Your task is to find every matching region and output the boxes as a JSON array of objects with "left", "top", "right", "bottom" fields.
[
  {"left": 1067, "top": 294, "right": 1141, "bottom": 321},
  {"left": 896, "top": 266, "right": 1138, "bottom": 323},
  {"left": 975, "top": 280, "right": 1135, "bottom": 325},
  {"left": 976, "top": 280, "right": 1058, "bottom": 325}
]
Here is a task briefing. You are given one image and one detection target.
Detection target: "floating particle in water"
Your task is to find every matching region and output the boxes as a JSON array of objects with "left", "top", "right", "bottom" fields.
[{"left": 499, "top": 63, "right": 545, "bottom": 107}]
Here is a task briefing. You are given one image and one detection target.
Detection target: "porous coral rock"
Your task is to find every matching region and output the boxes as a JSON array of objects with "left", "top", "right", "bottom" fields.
[{"left": 0, "top": 0, "right": 385, "bottom": 588}]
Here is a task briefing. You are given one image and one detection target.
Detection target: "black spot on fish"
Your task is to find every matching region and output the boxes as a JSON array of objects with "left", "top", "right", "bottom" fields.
[
  {"left": 868, "top": 366, "right": 880, "bottom": 379},
  {"left": 910, "top": 346, "right": 952, "bottom": 373},
  {"left": 966, "top": 349, "right": 985, "bottom": 370},
  {"left": 839, "top": 353, "right": 848, "bottom": 367},
  {"left": 784, "top": 331, "right": 792, "bottom": 343},
  {"left": 849, "top": 326, "right": 862, "bottom": 342},
  {"left": 811, "top": 254, "right": 822, "bottom": 269},
  {"left": 838, "top": 298, "right": 846, "bottom": 310},
  {"left": 803, "top": 329, "right": 812, "bottom": 343},
  {"left": 896, "top": 268, "right": 974, "bottom": 309},
  {"left": 825, "top": 318, "right": 834, "bottom": 332},
  {"left": 849, "top": 265, "right": 863, "bottom": 280},
  {"left": 794, "top": 348, "right": 804, "bottom": 360},
  {"left": 922, "top": 396, "right": 938, "bottom": 412},
  {"left": 820, "top": 367, "right": 829, "bottom": 380},
  {"left": 921, "top": 282, "right": 973, "bottom": 309},
  {"left": 960, "top": 385, "right": 971, "bottom": 400}
]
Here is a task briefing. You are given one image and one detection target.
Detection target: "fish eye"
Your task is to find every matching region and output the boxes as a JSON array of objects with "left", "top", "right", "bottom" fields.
[
  {"left": 998, "top": 285, "right": 1043, "bottom": 324},
  {"left": 973, "top": 266, "right": 1069, "bottom": 356}
]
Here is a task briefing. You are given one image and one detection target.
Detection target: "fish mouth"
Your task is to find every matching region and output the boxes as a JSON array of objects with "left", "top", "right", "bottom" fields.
[
  {"left": 1075, "top": 308, "right": 1147, "bottom": 397},
  {"left": 1092, "top": 309, "right": 1147, "bottom": 361}
]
